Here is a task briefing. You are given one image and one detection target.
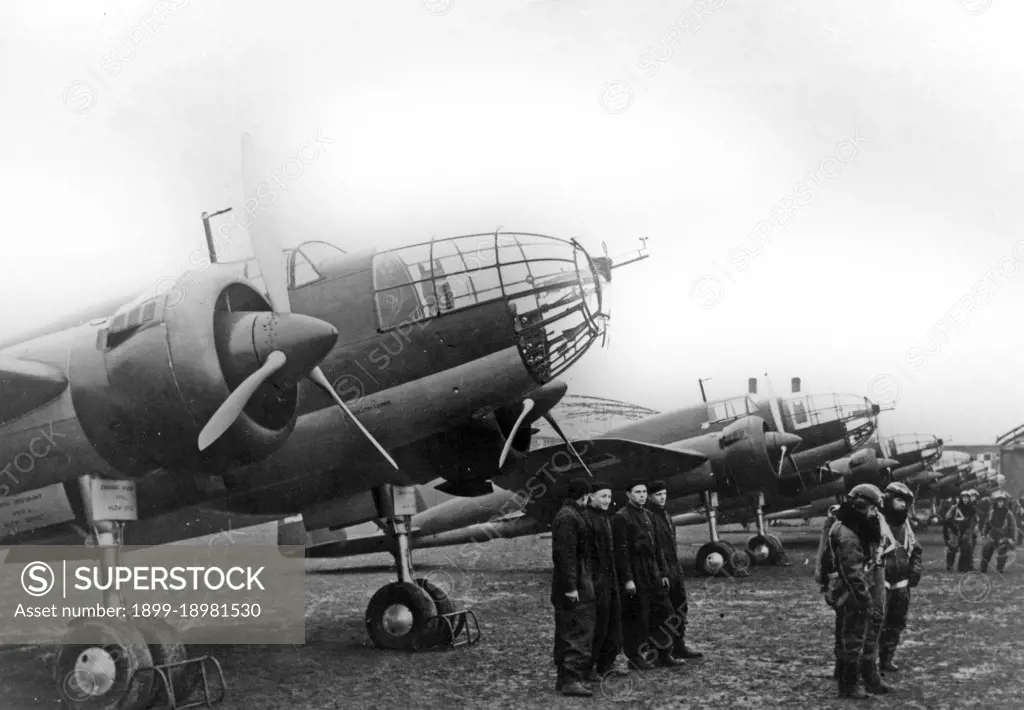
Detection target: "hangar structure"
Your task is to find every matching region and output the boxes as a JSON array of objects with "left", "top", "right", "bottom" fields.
[{"left": 949, "top": 425, "right": 1024, "bottom": 496}]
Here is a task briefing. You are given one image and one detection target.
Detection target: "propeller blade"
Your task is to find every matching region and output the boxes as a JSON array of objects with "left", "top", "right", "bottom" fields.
[
  {"left": 199, "top": 350, "right": 287, "bottom": 451},
  {"left": 543, "top": 413, "right": 595, "bottom": 479},
  {"left": 242, "top": 133, "right": 291, "bottom": 314},
  {"left": 309, "top": 367, "right": 400, "bottom": 471},
  {"left": 498, "top": 398, "right": 535, "bottom": 469},
  {"left": 776, "top": 445, "right": 788, "bottom": 478}
]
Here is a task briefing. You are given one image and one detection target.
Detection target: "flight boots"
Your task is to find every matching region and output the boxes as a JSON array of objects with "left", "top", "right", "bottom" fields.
[
  {"left": 860, "top": 657, "right": 893, "bottom": 694},
  {"left": 880, "top": 650, "right": 899, "bottom": 673},
  {"left": 560, "top": 680, "right": 593, "bottom": 697},
  {"left": 837, "top": 661, "right": 868, "bottom": 699}
]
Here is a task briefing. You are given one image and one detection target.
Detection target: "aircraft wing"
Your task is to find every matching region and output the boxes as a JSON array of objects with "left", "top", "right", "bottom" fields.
[
  {"left": 0, "top": 357, "right": 69, "bottom": 426},
  {"left": 292, "top": 439, "right": 708, "bottom": 560},
  {"left": 302, "top": 514, "right": 544, "bottom": 559},
  {"left": 2, "top": 499, "right": 282, "bottom": 563},
  {"left": 494, "top": 438, "right": 708, "bottom": 494}
]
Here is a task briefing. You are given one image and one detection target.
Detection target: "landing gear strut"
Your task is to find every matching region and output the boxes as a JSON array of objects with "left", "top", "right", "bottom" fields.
[
  {"left": 695, "top": 491, "right": 751, "bottom": 577},
  {"left": 364, "top": 485, "right": 479, "bottom": 650},
  {"left": 53, "top": 475, "right": 222, "bottom": 710},
  {"left": 745, "top": 492, "right": 791, "bottom": 567}
]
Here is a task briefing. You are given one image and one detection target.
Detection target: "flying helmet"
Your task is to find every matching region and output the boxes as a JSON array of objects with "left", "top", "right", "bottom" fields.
[
  {"left": 849, "top": 483, "right": 883, "bottom": 508},
  {"left": 885, "top": 481, "right": 915, "bottom": 504},
  {"left": 991, "top": 490, "right": 1010, "bottom": 501}
]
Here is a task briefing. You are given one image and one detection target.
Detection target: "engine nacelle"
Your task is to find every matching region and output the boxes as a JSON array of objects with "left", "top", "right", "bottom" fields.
[
  {"left": 70, "top": 267, "right": 306, "bottom": 476},
  {"left": 718, "top": 416, "right": 777, "bottom": 493}
]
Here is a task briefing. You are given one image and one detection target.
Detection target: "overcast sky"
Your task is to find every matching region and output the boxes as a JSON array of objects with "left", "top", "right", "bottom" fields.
[{"left": 1, "top": 0, "right": 1021, "bottom": 444}]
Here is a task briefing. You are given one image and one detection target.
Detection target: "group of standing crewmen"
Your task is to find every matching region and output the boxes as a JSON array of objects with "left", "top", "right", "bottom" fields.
[
  {"left": 940, "top": 489, "right": 1020, "bottom": 573},
  {"left": 550, "top": 478, "right": 702, "bottom": 697},
  {"left": 551, "top": 474, "right": 1019, "bottom": 699},
  {"left": 816, "top": 482, "right": 1019, "bottom": 699}
]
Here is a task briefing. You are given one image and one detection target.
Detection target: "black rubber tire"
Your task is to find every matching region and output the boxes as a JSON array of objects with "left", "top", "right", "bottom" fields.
[
  {"left": 745, "top": 535, "right": 772, "bottom": 565},
  {"left": 135, "top": 618, "right": 199, "bottom": 707},
  {"left": 723, "top": 542, "right": 752, "bottom": 577},
  {"left": 695, "top": 541, "right": 733, "bottom": 577},
  {"left": 365, "top": 581, "right": 438, "bottom": 651},
  {"left": 765, "top": 534, "right": 791, "bottom": 566},
  {"left": 415, "top": 577, "right": 464, "bottom": 648},
  {"left": 54, "top": 619, "right": 154, "bottom": 710}
]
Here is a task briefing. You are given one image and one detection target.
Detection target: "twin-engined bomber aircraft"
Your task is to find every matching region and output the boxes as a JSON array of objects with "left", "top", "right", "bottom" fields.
[
  {"left": 292, "top": 377, "right": 888, "bottom": 578},
  {"left": 0, "top": 144, "right": 654, "bottom": 707},
  {"left": 765, "top": 431, "right": 944, "bottom": 523}
]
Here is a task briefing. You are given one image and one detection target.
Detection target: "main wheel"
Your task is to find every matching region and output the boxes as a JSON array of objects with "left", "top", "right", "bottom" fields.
[
  {"left": 745, "top": 535, "right": 771, "bottom": 565},
  {"left": 54, "top": 619, "right": 154, "bottom": 710},
  {"left": 724, "top": 542, "right": 752, "bottom": 577},
  {"left": 365, "top": 581, "right": 439, "bottom": 651},
  {"left": 695, "top": 542, "right": 732, "bottom": 577},
  {"left": 765, "top": 534, "right": 791, "bottom": 566},
  {"left": 415, "top": 577, "right": 464, "bottom": 648},
  {"left": 135, "top": 618, "right": 199, "bottom": 706}
]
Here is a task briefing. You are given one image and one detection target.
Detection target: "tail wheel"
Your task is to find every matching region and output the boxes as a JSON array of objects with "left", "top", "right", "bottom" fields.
[
  {"left": 365, "top": 581, "right": 438, "bottom": 651},
  {"left": 415, "top": 578, "right": 464, "bottom": 647},
  {"left": 135, "top": 618, "right": 199, "bottom": 706},
  {"left": 54, "top": 620, "right": 154, "bottom": 710}
]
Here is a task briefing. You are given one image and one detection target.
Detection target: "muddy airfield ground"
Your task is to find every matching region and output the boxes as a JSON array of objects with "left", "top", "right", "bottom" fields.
[{"left": 3, "top": 523, "right": 1023, "bottom": 710}]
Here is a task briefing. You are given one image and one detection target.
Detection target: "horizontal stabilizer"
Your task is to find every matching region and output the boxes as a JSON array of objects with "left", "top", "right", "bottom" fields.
[{"left": 0, "top": 357, "right": 68, "bottom": 426}]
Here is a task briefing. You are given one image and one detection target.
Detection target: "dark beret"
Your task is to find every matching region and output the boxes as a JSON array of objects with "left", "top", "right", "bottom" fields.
[
  {"left": 567, "top": 478, "right": 591, "bottom": 499},
  {"left": 648, "top": 480, "right": 668, "bottom": 494},
  {"left": 590, "top": 480, "right": 613, "bottom": 494},
  {"left": 626, "top": 479, "right": 648, "bottom": 493}
]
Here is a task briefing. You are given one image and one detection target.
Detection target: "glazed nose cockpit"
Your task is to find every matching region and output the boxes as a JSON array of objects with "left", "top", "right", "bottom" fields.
[
  {"left": 778, "top": 393, "right": 880, "bottom": 449},
  {"left": 371, "top": 232, "right": 607, "bottom": 383},
  {"left": 883, "top": 433, "right": 944, "bottom": 465}
]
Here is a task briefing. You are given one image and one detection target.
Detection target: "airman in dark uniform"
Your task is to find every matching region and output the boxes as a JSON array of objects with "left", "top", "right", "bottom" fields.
[
  {"left": 980, "top": 490, "right": 1017, "bottom": 574},
  {"left": 647, "top": 480, "right": 702, "bottom": 660},
  {"left": 943, "top": 490, "right": 979, "bottom": 572},
  {"left": 1012, "top": 496, "right": 1024, "bottom": 545},
  {"left": 814, "top": 504, "right": 843, "bottom": 680},
  {"left": 612, "top": 480, "right": 679, "bottom": 670},
  {"left": 551, "top": 477, "right": 596, "bottom": 697},
  {"left": 970, "top": 489, "right": 983, "bottom": 549},
  {"left": 583, "top": 480, "right": 623, "bottom": 680},
  {"left": 827, "top": 484, "right": 887, "bottom": 699},
  {"left": 879, "top": 482, "right": 923, "bottom": 673}
]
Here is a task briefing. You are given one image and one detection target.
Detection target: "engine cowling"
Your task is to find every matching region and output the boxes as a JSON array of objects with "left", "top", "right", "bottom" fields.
[
  {"left": 667, "top": 416, "right": 797, "bottom": 495},
  {"left": 717, "top": 416, "right": 779, "bottom": 492},
  {"left": 70, "top": 266, "right": 336, "bottom": 476}
]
